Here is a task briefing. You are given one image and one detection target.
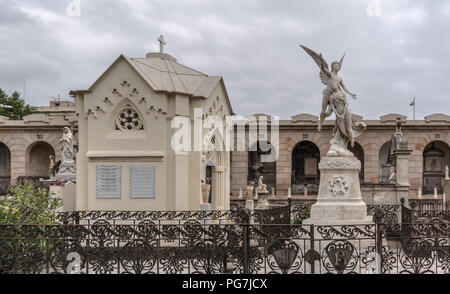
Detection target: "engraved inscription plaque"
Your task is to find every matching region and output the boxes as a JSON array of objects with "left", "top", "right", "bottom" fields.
[
  {"left": 96, "top": 165, "right": 121, "bottom": 198},
  {"left": 130, "top": 165, "right": 155, "bottom": 198}
]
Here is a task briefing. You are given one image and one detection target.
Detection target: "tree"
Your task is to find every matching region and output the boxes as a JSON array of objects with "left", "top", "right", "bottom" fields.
[{"left": 0, "top": 88, "right": 36, "bottom": 120}]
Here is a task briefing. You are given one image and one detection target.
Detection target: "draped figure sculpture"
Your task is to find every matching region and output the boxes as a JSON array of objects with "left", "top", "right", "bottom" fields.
[
  {"left": 57, "top": 126, "right": 76, "bottom": 177},
  {"left": 300, "top": 45, "right": 367, "bottom": 157}
]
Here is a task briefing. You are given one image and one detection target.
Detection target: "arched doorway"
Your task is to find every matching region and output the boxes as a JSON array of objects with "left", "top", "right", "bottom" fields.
[
  {"left": 248, "top": 141, "right": 277, "bottom": 193},
  {"left": 203, "top": 133, "right": 229, "bottom": 210},
  {"left": 291, "top": 141, "right": 320, "bottom": 195},
  {"left": 423, "top": 141, "right": 450, "bottom": 194},
  {"left": 348, "top": 142, "right": 365, "bottom": 182},
  {"left": 0, "top": 142, "right": 11, "bottom": 195},
  {"left": 26, "top": 141, "right": 55, "bottom": 180},
  {"left": 378, "top": 141, "right": 392, "bottom": 183}
]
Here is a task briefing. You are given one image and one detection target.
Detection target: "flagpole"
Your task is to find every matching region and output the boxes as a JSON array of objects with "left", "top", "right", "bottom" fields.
[{"left": 410, "top": 97, "right": 416, "bottom": 121}]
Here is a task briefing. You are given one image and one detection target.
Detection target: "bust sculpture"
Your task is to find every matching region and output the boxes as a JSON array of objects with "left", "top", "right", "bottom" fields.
[{"left": 300, "top": 45, "right": 367, "bottom": 157}]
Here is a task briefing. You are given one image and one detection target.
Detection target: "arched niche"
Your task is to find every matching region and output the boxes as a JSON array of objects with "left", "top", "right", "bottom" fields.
[
  {"left": 378, "top": 141, "right": 392, "bottom": 183},
  {"left": 348, "top": 142, "right": 365, "bottom": 182},
  {"left": 0, "top": 142, "right": 11, "bottom": 194},
  {"left": 203, "top": 132, "right": 229, "bottom": 210},
  {"left": 248, "top": 141, "right": 277, "bottom": 193},
  {"left": 291, "top": 141, "right": 320, "bottom": 195},
  {"left": 422, "top": 141, "right": 450, "bottom": 194},
  {"left": 26, "top": 141, "right": 55, "bottom": 180}
]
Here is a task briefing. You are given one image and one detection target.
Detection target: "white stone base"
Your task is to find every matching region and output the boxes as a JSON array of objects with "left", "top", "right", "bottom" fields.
[
  {"left": 55, "top": 172, "right": 76, "bottom": 181},
  {"left": 245, "top": 199, "right": 254, "bottom": 210},
  {"left": 303, "top": 156, "right": 373, "bottom": 226},
  {"left": 200, "top": 203, "right": 212, "bottom": 211}
]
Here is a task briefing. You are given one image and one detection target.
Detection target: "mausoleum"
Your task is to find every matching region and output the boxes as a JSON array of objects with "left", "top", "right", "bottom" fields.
[{"left": 70, "top": 50, "right": 233, "bottom": 211}]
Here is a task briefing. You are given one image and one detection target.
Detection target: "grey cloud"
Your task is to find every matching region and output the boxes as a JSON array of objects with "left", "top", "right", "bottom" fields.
[{"left": 0, "top": 0, "right": 448, "bottom": 119}]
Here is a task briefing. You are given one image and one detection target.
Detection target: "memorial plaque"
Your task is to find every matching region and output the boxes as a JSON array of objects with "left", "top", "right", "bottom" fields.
[
  {"left": 304, "top": 158, "right": 318, "bottom": 177},
  {"left": 130, "top": 165, "right": 155, "bottom": 198},
  {"left": 96, "top": 165, "right": 121, "bottom": 198}
]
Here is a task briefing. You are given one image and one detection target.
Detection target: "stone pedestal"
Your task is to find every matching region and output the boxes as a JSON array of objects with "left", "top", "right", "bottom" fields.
[
  {"left": 245, "top": 199, "right": 254, "bottom": 210},
  {"left": 55, "top": 171, "right": 76, "bottom": 181},
  {"left": 200, "top": 203, "right": 212, "bottom": 211},
  {"left": 303, "top": 156, "right": 373, "bottom": 225},
  {"left": 255, "top": 191, "right": 270, "bottom": 209}
]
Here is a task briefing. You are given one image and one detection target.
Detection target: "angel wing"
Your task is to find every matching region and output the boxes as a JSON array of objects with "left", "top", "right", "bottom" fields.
[{"left": 299, "top": 44, "right": 330, "bottom": 85}]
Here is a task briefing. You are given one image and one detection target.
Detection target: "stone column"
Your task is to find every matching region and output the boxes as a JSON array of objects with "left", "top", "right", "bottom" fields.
[
  {"left": 394, "top": 149, "right": 412, "bottom": 186},
  {"left": 212, "top": 166, "right": 225, "bottom": 210},
  {"left": 393, "top": 148, "right": 412, "bottom": 205},
  {"left": 173, "top": 151, "right": 189, "bottom": 210}
]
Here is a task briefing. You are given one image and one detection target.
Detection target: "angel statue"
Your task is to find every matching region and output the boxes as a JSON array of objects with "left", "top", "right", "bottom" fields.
[{"left": 300, "top": 45, "right": 366, "bottom": 157}]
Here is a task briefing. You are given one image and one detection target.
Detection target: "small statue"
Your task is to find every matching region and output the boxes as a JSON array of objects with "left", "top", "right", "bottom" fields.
[
  {"left": 446, "top": 165, "right": 449, "bottom": 180},
  {"left": 256, "top": 176, "right": 268, "bottom": 193},
  {"left": 388, "top": 165, "right": 396, "bottom": 184},
  {"left": 56, "top": 126, "right": 76, "bottom": 179},
  {"left": 49, "top": 155, "right": 56, "bottom": 177}
]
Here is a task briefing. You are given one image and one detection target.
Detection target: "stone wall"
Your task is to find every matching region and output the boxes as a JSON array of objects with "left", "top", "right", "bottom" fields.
[
  {"left": 0, "top": 106, "right": 77, "bottom": 191},
  {"left": 231, "top": 114, "right": 450, "bottom": 201}
]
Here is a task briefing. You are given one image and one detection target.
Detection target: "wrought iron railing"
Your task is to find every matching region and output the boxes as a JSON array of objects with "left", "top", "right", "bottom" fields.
[
  {"left": 2, "top": 198, "right": 450, "bottom": 274},
  {"left": 2, "top": 220, "right": 449, "bottom": 274}
]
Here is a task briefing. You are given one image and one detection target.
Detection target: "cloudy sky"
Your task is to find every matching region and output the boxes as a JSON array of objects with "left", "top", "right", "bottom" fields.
[{"left": 0, "top": 0, "right": 449, "bottom": 119}]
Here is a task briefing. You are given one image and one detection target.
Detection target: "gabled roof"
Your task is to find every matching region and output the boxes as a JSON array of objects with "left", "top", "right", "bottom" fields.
[{"left": 71, "top": 52, "right": 234, "bottom": 114}]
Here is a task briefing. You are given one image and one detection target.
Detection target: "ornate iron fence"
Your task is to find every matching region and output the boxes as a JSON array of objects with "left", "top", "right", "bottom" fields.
[{"left": 2, "top": 209, "right": 450, "bottom": 274}]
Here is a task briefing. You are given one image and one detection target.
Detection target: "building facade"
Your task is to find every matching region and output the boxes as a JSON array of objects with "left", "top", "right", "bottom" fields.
[
  {"left": 231, "top": 113, "right": 450, "bottom": 199},
  {"left": 71, "top": 52, "right": 233, "bottom": 211},
  {"left": 0, "top": 101, "right": 77, "bottom": 194}
]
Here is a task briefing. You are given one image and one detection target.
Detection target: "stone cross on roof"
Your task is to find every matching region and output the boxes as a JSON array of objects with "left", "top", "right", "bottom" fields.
[{"left": 158, "top": 35, "right": 166, "bottom": 53}]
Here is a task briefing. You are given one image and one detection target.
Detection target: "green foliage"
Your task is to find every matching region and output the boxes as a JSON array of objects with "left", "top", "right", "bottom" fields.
[
  {"left": 0, "top": 185, "right": 63, "bottom": 273},
  {"left": 292, "top": 210, "right": 311, "bottom": 225},
  {"left": 0, "top": 184, "right": 63, "bottom": 224},
  {"left": 0, "top": 88, "right": 36, "bottom": 120}
]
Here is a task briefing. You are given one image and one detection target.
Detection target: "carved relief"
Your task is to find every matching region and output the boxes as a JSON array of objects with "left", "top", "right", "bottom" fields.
[
  {"left": 204, "top": 97, "right": 226, "bottom": 119},
  {"left": 86, "top": 109, "right": 97, "bottom": 119},
  {"left": 328, "top": 176, "right": 349, "bottom": 197},
  {"left": 146, "top": 106, "right": 167, "bottom": 119},
  {"left": 103, "top": 97, "right": 114, "bottom": 105},
  {"left": 327, "top": 161, "right": 351, "bottom": 168},
  {"left": 110, "top": 82, "right": 167, "bottom": 119},
  {"left": 115, "top": 104, "right": 143, "bottom": 131}
]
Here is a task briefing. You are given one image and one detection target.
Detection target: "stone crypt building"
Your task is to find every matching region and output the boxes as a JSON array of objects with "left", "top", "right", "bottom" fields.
[
  {"left": 230, "top": 113, "right": 450, "bottom": 200},
  {"left": 70, "top": 52, "right": 233, "bottom": 211}
]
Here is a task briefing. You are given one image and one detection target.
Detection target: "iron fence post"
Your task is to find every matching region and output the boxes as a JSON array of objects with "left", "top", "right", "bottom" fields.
[
  {"left": 310, "top": 224, "right": 315, "bottom": 274},
  {"left": 374, "top": 208, "right": 384, "bottom": 274},
  {"left": 238, "top": 208, "right": 251, "bottom": 274}
]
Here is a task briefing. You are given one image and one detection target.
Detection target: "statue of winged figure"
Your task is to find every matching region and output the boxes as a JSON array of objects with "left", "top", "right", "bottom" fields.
[{"left": 300, "top": 45, "right": 366, "bottom": 157}]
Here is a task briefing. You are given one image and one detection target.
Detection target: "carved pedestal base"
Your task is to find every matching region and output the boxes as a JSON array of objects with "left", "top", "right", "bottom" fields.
[
  {"left": 303, "top": 156, "right": 373, "bottom": 225},
  {"left": 255, "top": 192, "right": 270, "bottom": 209},
  {"left": 55, "top": 172, "right": 76, "bottom": 181}
]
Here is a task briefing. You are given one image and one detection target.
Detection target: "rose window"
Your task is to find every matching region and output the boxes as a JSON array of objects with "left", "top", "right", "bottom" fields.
[{"left": 115, "top": 106, "right": 143, "bottom": 131}]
